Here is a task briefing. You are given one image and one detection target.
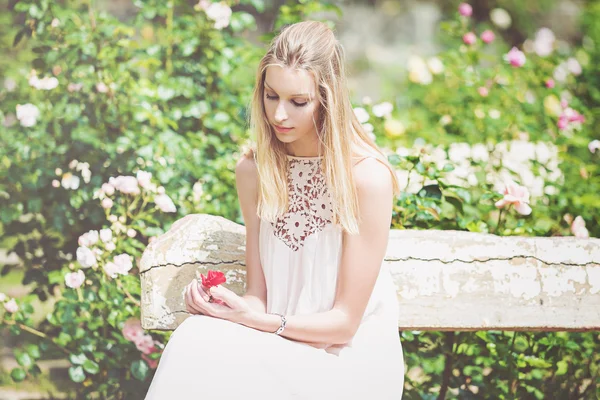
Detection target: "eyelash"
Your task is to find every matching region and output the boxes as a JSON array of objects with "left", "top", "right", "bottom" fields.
[{"left": 265, "top": 94, "right": 308, "bottom": 107}]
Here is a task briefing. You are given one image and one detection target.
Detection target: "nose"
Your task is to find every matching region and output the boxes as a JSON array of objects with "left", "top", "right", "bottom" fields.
[{"left": 274, "top": 101, "right": 288, "bottom": 124}]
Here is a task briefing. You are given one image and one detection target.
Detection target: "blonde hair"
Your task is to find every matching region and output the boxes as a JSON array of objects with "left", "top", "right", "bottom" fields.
[{"left": 246, "top": 20, "right": 400, "bottom": 235}]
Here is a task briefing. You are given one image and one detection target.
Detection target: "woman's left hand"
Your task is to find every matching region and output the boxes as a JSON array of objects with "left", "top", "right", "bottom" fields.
[{"left": 185, "top": 280, "right": 253, "bottom": 324}]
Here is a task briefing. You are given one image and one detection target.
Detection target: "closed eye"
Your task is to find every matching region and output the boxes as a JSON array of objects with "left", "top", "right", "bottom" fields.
[{"left": 265, "top": 94, "right": 308, "bottom": 107}]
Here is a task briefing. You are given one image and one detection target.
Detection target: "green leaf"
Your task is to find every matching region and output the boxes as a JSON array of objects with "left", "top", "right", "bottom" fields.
[
  {"left": 11, "top": 367, "right": 27, "bottom": 382},
  {"left": 131, "top": 360, "right": 149, "bottom": 381},
  {"left": 16, "top": 352, "right": 33, "bottom": 368},
  {"left": 555, "top": 360, "right": 568, "bottom": 376},
  {"left": 69, "top": 366, "right": 86, "bottom": 383},
  {"left": 69, "top": 353, "right": 87, "bottom": 365},
  {"left": 83, "top": 360, "right": 100, "bottom": 375},
  {"left": 25, "top": 344, "right": 40, "bottom": 359}
]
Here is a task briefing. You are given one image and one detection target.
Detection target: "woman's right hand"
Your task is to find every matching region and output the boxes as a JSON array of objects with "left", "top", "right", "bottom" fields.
[{"left": 184, "top": 280, "right": 228, "bottom": 315}]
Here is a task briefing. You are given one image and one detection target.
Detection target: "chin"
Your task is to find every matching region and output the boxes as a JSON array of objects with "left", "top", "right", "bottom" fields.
[{"left": 274, "top": 133, "right": 296, "bottom": 143}]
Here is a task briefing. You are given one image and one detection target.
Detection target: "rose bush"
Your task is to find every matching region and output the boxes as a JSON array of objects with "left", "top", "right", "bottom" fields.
[
  {"left": 0, "top": 0, "right": 337, "bottom": 397},
  {"left": 349, "top": 2, "right": 598, "bottom": 398},
  {"left": 1, "top": 0, "right": 598, "bottom": 398}
]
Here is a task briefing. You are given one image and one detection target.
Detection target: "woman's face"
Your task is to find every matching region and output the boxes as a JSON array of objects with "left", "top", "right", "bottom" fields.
[{"left": 263, "top": 66, "right": 321, "bottom": 151}]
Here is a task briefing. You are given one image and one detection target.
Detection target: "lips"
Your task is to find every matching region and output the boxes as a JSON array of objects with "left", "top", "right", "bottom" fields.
[{"left": 274, "top": 125, "right": 294, "bottom": 133}]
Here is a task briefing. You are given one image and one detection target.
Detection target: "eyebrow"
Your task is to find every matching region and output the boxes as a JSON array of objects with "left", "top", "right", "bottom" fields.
[{"left": 264, "top": 81, "right": 312, "bottom": 97}]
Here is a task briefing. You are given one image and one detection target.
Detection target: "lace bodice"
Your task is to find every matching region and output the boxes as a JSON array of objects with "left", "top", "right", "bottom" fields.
[{"left": 270, "top": 156, "right": 334, "bottom": 252}]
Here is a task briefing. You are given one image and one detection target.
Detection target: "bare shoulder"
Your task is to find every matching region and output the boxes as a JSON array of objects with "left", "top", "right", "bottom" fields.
[
  {"left": 352, "top": 157, "right": 393, "bottom": 193},
  {"left": 235, "top": 149, "right": 258, "bottom": 181}
]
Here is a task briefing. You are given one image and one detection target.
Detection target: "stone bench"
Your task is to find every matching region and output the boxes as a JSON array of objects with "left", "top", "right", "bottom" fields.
[{"left": 139, "top": 214, "right": 600, "bottom": 332}]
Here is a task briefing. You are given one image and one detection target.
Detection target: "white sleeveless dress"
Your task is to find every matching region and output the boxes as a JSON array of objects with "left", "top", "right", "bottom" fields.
[{"left": 144, "top": 154, "right": 404, "bottom": 400}]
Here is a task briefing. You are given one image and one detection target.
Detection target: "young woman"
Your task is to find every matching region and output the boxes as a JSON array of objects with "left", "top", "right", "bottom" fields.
[{"left": 145, "top": 20, "right": 404, "bottom": 399}]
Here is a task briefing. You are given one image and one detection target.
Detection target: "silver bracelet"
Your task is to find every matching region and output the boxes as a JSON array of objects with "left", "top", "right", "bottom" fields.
[{"left": 272, "top": 313, "right": 287, "bottom": 335}]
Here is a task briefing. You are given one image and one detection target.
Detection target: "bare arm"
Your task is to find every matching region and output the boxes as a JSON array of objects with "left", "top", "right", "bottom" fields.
[
  {"left": 239, "top": 158, "right": 394, "bottom": 345},
  {"left": 235, "top": 152, "right": 268, "bottom": 314}
]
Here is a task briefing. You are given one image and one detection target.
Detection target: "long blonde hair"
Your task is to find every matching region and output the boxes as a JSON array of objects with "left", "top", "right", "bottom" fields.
[{"left": 246, "top": 21, "right": 400, "bottom": 235}]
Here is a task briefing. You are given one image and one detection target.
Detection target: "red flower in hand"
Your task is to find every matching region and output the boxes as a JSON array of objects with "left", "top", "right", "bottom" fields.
[
  {"left": 198, "top": 270, "right": 227, "bottom": 305},
  {"left": 200, "top": 270, "right": 226, "bottom": 289}
]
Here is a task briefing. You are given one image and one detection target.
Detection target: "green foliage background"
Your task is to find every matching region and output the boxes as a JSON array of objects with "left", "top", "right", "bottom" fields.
[{"left": 0, "top": 0, "right": 598, "bottom": 398}]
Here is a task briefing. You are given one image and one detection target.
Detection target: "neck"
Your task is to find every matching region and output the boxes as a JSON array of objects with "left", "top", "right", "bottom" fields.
[{"left": 285, "top": 142, "right": 321, "bottom": 157}]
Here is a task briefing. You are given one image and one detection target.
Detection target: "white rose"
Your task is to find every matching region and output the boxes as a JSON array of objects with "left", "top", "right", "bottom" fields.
[
  {"left": 61, "top": 173, "right": 80, "bottom": 190},
  {"left": 100, "top": 228, "right": 113, "bottom": 243},
  {"left": 76, "top": 246, "right": 97, "bottom": 268},
  {"left": 490, "top": 8, "right": 511, "bottom": 30},
  {"left": 136, "top": 170, "right": 152, "bottom": 189},
  {"left": 65, "top": 270, "right": 85, "bottom": 289},
  {"left": 103, "top": 262, "right": 120, "bottom": 278},
  {"left": 78, "top": 230, "right": 99, "bottom": 247},
  {"left": 566, "top": 57, "right": 582, "bottom": 76},
  {"left": 155, "top": 193, "right": 177, "bottom": 213},
  {"left": 112, "top": 176, "right": 140, "bottom": 195},
  {"left": 353, "top": 107, "right": 370, "bottom": 124},
  {"left": 101, "top": 198, "right": 113, "bottom": 209},
  {"left": 4, "top": 299, "right": 18, "bottom": 313},
  {"left": 372, "top": 102, "right": 394, "bottom": 118},
  {"left": 16, "top": 103, "right": 40, "bottom": 127},
  {"left": 205, "top": 2, "right": 232, "bottom": 30},
  {"left": 113, "top": 253, "right": 133, "bottom": 275},
  {"left": 427, "top": 57, "right": 445, "bottom": 75},
  {"left": 102, "top": 183, "right": 115, "bottom": 196}
]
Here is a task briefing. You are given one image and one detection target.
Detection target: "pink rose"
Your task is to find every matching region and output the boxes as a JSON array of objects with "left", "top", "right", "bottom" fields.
[
  {"left": 545, "top": 79, "right": 555, "bottom": 88},
  {"left": 458, "top": 3, "right": 472, "bottom": 17},
  {"left": 495, "top": 180, "right": 532, "bottom": 215},
  {"left": 478, "top": 87, "right": 489, "bottom": 97},
  {"left": 65, "top": 270, "right": 85, "bottom": 289},
  {"left": 571, "top": 216, "right": 589, "bottom": 238},
  {"left": 135, "top": 334, "right": 157, "bottom": 354},
  {"left": 564, "top": 108, "right": 584, "bottom": 123},
  {"left": 481, "top": 30, "right": 495, "bottom": 44},
  {"left": 505, "top": 47, "right": 526, "bottom": 67},
  {"left": 4, "top": 299, "right": 18, "bottom": 313},
  {"left": 463, "top": 32, "right": 477, "bottom": 45},
  {"left": 122, "top": 318, "right": 144, "bottom": 342},
  {"left": 557, "top": 116, "right": 568, "bottom": 130},
  {"left": 142, "top": 352, "right": 159, "bottom": 369}
]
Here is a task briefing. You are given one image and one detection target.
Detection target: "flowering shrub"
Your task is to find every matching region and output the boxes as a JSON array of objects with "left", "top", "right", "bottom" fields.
[
  {"left": 352, "top": 2, "right": 598, "bottom": 398},
  {"left": 0, "top": 0, "right": 336, "bottom": 397},
  {"left": 0, "top": 170, "right": 177, "bottom": 397},
  {"left": 0, "top": 0, "right": 598, "bottom": 399}
]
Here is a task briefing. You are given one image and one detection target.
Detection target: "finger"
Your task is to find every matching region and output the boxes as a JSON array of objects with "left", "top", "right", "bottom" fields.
[
  {"left": 185, "top": 283, "right": 202, "bottom": 314},
  {"left": 209, "top": 286, "right": 230, "bottom": 305},
  {"left": 184, "top": 284, "right": 196, "bottom": 313},
  {"left": 184, "top": 284, "right": 194, "bottom": 314},
  {"left": 191, "top": 280, "right": 209, "bottom": 310},
  {"left": 197, "top": 281, "right": 212, "bottom": 303}
]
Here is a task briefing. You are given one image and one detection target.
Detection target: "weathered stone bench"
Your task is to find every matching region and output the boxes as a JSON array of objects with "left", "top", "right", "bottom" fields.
[{"left": 139, "top": 214, "right": 600, "bottom": 332}]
